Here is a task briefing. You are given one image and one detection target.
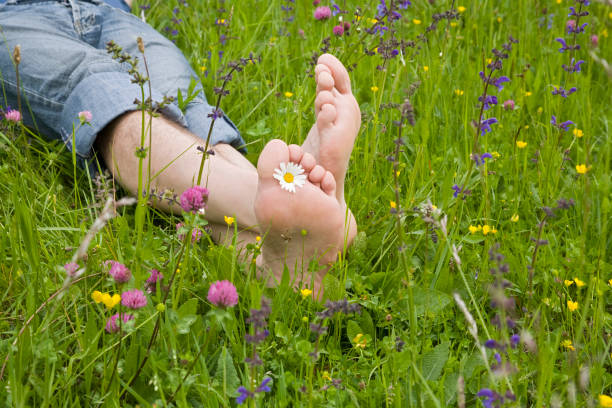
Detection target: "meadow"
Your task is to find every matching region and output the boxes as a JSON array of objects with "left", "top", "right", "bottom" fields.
[{"left": 0, "top": 0, "right": 610, "bottom": 406}]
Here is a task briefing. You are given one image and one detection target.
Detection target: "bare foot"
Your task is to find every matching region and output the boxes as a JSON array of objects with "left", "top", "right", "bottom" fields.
[
  {"left": 302, "top": 54, "right": 361, "bottom": 207},
  {"left": 254, "top": 139, "right": 354, "bottom": 298}
]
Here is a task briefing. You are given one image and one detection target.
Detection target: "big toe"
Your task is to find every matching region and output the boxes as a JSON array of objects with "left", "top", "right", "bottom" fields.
[
  {"left": 317, "top": 54, "right": 351, "bottom": 94},
  {"left": 257, "top": 139, "right": 290, "bottom": 178}
]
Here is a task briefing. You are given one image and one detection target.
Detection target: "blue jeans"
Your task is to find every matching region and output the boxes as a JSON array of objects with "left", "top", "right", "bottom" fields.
[{"left": 0, "top": 0, "right": 245, "bottom": 171}]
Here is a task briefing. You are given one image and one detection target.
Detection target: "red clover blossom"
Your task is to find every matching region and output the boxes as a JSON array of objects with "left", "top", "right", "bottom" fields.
[
  {"left": 121, "top": 289, "right": 148, "bottom": 309},
  {"left": 179, "top": 186, "right": 209, "bottom": 213},
  {"left": 206, "top": 280, "right": 239, "bottom": 308}
]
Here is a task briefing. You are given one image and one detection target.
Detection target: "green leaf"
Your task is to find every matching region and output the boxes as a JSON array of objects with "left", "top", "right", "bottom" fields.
[
  {"left": 412, "top": 288, "right": 452, "bottom": 317},
  {"left": 176, "top": 315, "right": 198, "bottom": 334},
  {"left": 421, "top": 342, "right": 449, "bottom": 381},
  {"left": 178, "top": 298, "right": 198, "bottom": 318},
  {"left": 213, "top": 346, "right": 240, "bottom": 396},
  {"left": 346, "top": 320, "right": 362, "bottom": 343},
  {"left": 358, "top": 310, "right": 375, "bottom": 339},
  {"left": 274, "top": 321, "right": 291, "bottom": 343}
]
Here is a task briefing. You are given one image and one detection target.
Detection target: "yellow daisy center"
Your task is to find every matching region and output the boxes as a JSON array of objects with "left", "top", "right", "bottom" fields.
[{"left": 283, "top": 173, "right": 294, "bottom": 183}]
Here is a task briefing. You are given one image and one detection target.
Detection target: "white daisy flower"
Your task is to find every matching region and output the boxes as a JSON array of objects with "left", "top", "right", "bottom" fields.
[{"left": 273, "top": 162, "right": 306, "bottom": 193}]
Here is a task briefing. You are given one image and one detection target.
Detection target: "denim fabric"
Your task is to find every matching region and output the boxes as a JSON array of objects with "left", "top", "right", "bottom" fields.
[{"left": 0, "top": 0, "right": 245, "bottom": 171}]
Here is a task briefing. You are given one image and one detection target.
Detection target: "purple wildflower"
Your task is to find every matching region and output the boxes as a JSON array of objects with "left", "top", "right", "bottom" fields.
[
  {"left": 313, "top": 6, "right": 331, "bottom": 20},
  {"left": 180, "top": 186, "right": 209, "bottom": 213},
  {"left": 236, "top": 386, "right": 253, "bottom": 404},
  {"left": 551, "top": 115, "right": 574, "bottom": 131},
  {"left": 567, "top": 21, "right": 588, "bottom": 34},
  {"left": 480, "top": 118, "right": 498, "bottom": 135},
  {"left": 372, "top": 24, "right": 388, "bottom": 36},
  {"left": 207, "top": 280, "right": 239, "bottom": 308},
  {"left": 452, "top": 184, "right": 462, "bottom": 198},
  {"left": 256, "top": 377, "right": 272, "bottom": 393},
  {"left": 551, "top": 86, "right": 577, "bottom": 98},
  {"left": 562, "top": 58, "right": 585, "bottom": 73},
  {"left": 493, "top": 76, "right": 510, "bottom": 91},
  {"left": 105, "top": 313, "right": 134, "bottom": 333},
  {"left": 145, "top": 269, "right": 164, "bottom": 294},
  {"left": 485, "top": 339, "right": 501, "bottom": 349},
  {"left": 121, "top": 289, "right": 148, "bottom": 309},
  {"left": 510, "top": 334, "right": 520, "bottom": 348},
  {"left": 377, "top": 0, "right": 401, "bottom": 20},
  {"left": 478, "top": 95, "right": 498, "bottom": 110},
  {"left": 108, "top": 261, "right": 131, "bottom": 284},
  {"left": 331, "top": 4, "right": 341, "bottom": 16},
  {"left": 333, "top": 25, "right": 344, "bottom": 36}
]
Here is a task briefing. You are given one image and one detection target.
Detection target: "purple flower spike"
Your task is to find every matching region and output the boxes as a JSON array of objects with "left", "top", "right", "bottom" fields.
[
  {"left": 236, "top": 386, "right": 253, "bottom": 404},
  {"left": 256, "top": 377, "right": 272, "bottom": 393},
  {"left": 478, "top": 95, "right": 498, "bottom": 110},
  {"left": 510, "top": 334, "right": 520, "bottom": 348},
  {"left": 493, "top": 76, "right": 510, "bottom": 91},
  {"left": 552, "top": 86, "right": 577, "bottom": 98},
  {"left": 452, "top": 184, "right": 462, "bottom": 198},
  {"left": 555, "top": 37, "right": 571, "bottom": 53},
  {"left": 494, "top": 352, "right": 502, "bottom": 364},
  {"left": 551, "top": 115, "right": 575, "bottom": 131},
  {"left": 480, "top": 118, "right": 498, "bottom": 135},
  {"left": 476, "top": 388, "right": 496, "bottom": 398},
  {"left": 484, "top": 339, "right": 499, "bottom": 349},
  {"left": 562, "top": 58, "right": 585, "bottom": 73}
]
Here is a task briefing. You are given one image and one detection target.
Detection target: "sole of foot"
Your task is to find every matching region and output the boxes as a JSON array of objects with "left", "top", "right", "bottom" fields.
[
  {"left": 254, "top": 139, "right": 355, "bottom": 299},
  {"left": 302, "top": 53, "right": 361, "bottom": 207}
]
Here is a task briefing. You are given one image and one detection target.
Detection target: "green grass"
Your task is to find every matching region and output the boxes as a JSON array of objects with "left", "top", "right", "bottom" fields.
[{"left": 0, "top": 0, "right": 611, "bottom": 406}]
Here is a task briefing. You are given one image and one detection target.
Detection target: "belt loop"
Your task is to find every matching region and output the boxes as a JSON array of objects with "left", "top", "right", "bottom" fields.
[{"left": 67, "top": 0, "right": 83, "bottom": 36}]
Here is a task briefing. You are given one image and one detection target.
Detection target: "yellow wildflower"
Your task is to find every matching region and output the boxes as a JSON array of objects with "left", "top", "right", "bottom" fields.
[
  {"left": 371, "top": 86, "right": 379, "bottom": 92},
  {"left": 322, "top": 371, "right": 332, "bottom": 381},
  {"left": 423, "top": 66, "right": 429, "bottom": 72},
  {"left": 458, "top": 6, "right": 466, "bottom": 12},
  {"left": 574, "top": 277, "right": 585, "bottom": 287},
  {"left": 468, "top": 225, "right": 481, "bottom": 234},
  {"left": 482, "top": 225, "right": 497, "bottom": 235},
  {"left": 516, "top": 141, "right": 527, "bottom": 149},
  {"left": 284, "top": 91, "right": 293, "bottom": 98},
  {"left": 524, "top": 91, "right": 532, "bottom": 97},
  {"left": 537, "top": 106, "right": 543, "bottom": 114},
  {"left": 413, "top": 19, "right": 422, "bottom": 25},
  {"left": 575, "top": 164, "right": 588, "bottom": 174},
  {"left": 353, "top": 333, "right": 367, "bottom": 349},
  {"left": 573, "top": 128, "right": 583, "bottom": 138},
  {"left": 255, "top": 236, "right": 261, "bottom": 242},
  {"left": 486, "top": 58, "right": 492, "bottom": 64},
  {"left": 561, "top": 340, "right": 575, "bottom": 351},
  {"left": 224, "top": 215, "right": 235, "bottom": 226},
  {"left": 454, "top": 89, "right": 464, "bottom": 96},
  {"left": 300, "top": 288, "right": 313, "bottom": 299},
  {"left": 609, "top": 279, "right": 612, "bottom": 286},
  {"left": 567, "top": 300, "right": 578, "bottom": 312},
  {"left": 510, "top": 214, "right": 519, "bottom": 222},
  {"left": 92, "top": 290, "right": 104, "bottom": 303},
  {"left": 497, "top": 17, "right": 502, "bottom": 23},
  {"left": 556, "top": 0, "right": 561, "bottom": 3},
  {"left": 600, "top": 395, "right": 612, "bottom": 407},
  {"left": 491, "top": 151, "right": 501, "bottom": 159},
  {"left": 450, "top": 22, "right": 458, "bottom": 27},
  {"left": 101, "top": 293, "right": 121, "bottom": 309},
  {"left": 302, "top": 316, "right": 308, "bottom": 323},
  {"left": 200, "top": 65, "right": 207, "bottom": 73},
  {"left": 564, "top": 280, "right": 574, "bottom": 287},
  {"left": 390, "top": 201, "right": 397, "bottom": 209}
]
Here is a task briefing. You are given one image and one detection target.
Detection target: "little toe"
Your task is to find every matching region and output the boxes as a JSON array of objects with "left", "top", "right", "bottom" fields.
[
  {"left": 288, "top": 144, "right": 304, "bottom": 164},
  {"left": 315, "top": 90, "right": 335, "bottom": 115},
  {"left": 257, "top": 139, "right": 290, "bottom": 178},
  {"left": 316, "top": 103, "right": 337, "bottom": 131},
  {"left": 320, "top": 170, "right": 337, "bottom": 197},
  {"left": 309, "top": 165, "right": 326, "bottom": 184},
  {"left": 317, "top": 54, "right": 352, "bottom": 95},
  {"left": 300, "top": 152, "right": 317, "bottom": 173}
]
